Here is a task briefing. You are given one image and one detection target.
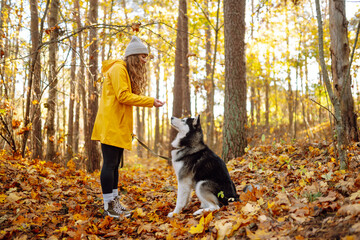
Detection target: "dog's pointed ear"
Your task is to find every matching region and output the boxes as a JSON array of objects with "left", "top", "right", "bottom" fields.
[{"left": 193, "top": 115, "right": 200, "bottom": 127}]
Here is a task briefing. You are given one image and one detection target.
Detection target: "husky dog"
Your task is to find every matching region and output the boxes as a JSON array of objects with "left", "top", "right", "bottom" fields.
[{"left": 168, "top": 115, "right": 239, "bottom": 217}]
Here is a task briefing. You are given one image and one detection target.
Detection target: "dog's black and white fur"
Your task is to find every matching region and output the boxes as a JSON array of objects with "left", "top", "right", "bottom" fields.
[{"left": 168, "top": 115, "right": 239, "bottom": 217}]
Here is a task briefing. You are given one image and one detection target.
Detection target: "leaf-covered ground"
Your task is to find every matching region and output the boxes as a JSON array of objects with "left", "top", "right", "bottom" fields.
[{"left": 1, "top": 141, "right": 360, "bottom": 239}]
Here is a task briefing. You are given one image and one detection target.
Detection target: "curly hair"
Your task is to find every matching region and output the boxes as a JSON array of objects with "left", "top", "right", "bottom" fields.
[{"left": 124, "top": 55, "right": 148, "bottom": 95}]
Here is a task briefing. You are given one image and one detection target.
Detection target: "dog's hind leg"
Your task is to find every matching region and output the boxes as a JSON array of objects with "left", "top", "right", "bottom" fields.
[
  {"left": 168, "top": 178, "right": 192, "bottom": 217},
  {"left": 194, "top": 181, "right": 220, "bottom": 215}
]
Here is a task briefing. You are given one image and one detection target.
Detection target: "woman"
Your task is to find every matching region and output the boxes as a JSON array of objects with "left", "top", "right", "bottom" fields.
[{"left": 91, "top": 36, "right": 165, "bottom": 218}]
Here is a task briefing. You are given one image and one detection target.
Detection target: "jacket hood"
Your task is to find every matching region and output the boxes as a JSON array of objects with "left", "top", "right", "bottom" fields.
[{"left": 102, "top": 59, "right": 126, "bottom": 73}]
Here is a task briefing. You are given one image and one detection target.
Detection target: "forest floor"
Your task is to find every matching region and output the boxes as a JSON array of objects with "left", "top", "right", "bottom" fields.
[{"left": 1, "top": 139, "right": 360, "bottom": 239}]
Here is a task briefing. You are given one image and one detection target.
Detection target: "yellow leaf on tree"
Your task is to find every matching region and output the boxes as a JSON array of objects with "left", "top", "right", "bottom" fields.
[{"left": 32, "top": 100, "right": 39, "bottom": 105}]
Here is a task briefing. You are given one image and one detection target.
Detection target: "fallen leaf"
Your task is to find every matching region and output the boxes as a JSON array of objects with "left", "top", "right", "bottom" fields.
[
  {"left": 350, "top": 222, "right": 360, "bottom": 233},
  {"left": 242, "top": 203, "right": 259, "bottom": 215},
  {"left": 7, "top": 192, "right": 21, "bottom": 202},
  {"left": 215, "top": 220, "right": 233, "bottom": 240},
  {"left": 337, "top": 204, "right": 360, "bottom": 216},
  {"left": 317, "top": 191, "right": 337, "bottom": 203},
  {"left": 189, "top": 216, "right": 205, "bottom": 234},
  {"left": 350, "top": 190, "right": 360, "bottom": 201}
]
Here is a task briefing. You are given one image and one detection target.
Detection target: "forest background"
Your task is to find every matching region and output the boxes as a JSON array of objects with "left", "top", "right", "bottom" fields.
[
  {"left": 2, "top": 0, "right": 360, "bottom": 239},
  {"left": 0, "top": 0, "right": 359, "bottom": 170},
  {"left": 0, "top": 0, "right": 360, "bottom": 169}
]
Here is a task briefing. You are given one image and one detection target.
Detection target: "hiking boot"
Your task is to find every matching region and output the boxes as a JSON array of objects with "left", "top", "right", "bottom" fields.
[{"left": 104, "top": 199, "right": 131, "bottom": 218}]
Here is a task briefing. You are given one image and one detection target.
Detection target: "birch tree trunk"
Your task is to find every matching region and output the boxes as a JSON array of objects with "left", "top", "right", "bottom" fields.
[{"left": 223, "top": 0, "right": 247, "bottom": 161}]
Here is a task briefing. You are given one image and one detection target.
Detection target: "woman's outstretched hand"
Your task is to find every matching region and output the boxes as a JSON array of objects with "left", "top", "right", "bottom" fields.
[{"left": 153, "top": 99, "right": 165, "bottom": 107}]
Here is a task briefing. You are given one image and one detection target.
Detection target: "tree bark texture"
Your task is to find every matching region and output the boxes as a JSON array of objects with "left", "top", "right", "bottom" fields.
[
  {"left": 329, "top": 0, "right": 359, "bottom": 142},
  {"left": 205, "top": 13, "right": 214, "bottom": 148},
  {"left": 222, "top": 0, "right": 247, "bottom": 162},
  {"left": 315, "top": 0, "right": 347, "bottom": 169},
  {"left": 136, "top": 107, "right": 143, "bottom": 158},
  {"left": 286, "top": 10, "right": 294, "bottom": 136},
  {"left": 67, "top": 34, "right": 77, "bottom": 160},
  {"left": 154, "top": 49, "right": 161, "bottom": 153},
  {"left": 74, "top": 0, "right": 86, "bottom": 154},
  {"left": 87, "top": 0, "right": 101, "bottom": 172},
  {"left": 180, "top": 0, "right": 191, "bottom": 117},
  {"left": 45, "top": 0, "right": 59, "bottom": 162},
  {"left": 30, "top": 0, "right": 42, "bottom": 159},
  {"left": 170, "top": 0, "right": 187, "bottom": 160}
]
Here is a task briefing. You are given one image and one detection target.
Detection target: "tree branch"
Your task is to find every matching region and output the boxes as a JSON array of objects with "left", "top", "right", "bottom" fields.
[{"left": 310, "top": 98, "right": 336, "bottom": 121}]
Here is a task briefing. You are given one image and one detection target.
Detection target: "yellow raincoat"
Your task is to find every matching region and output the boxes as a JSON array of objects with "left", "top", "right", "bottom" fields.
[{"left": 91, "top": 60, "right": 154, "bottom": 150}]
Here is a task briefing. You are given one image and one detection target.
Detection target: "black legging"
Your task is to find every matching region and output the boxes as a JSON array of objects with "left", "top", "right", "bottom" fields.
[{"left": 100, "top": 144, "right": 124, "bottom": 194}]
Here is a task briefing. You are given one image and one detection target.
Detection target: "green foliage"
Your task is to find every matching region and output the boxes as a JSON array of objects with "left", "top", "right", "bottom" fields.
[{"left": 303, "top": 191, "right": 322, "bottom": 203}]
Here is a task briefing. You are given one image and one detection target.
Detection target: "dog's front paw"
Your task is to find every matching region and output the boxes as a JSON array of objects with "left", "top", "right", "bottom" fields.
[
  {"left": 167, "top": 211, "right": 176, "bottom": 217},
  {"left": 193, "top": 209, "right": 204, "bottom": 215}
]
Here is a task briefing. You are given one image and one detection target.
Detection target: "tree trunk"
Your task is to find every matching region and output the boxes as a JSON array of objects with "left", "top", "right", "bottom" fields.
[
  {"left": 136, "top": 107, "right": 143, "bottom": 158},
  {"left": 45, "top": 0, "right": 59, "bottom": 162},
  {"left": 205, "top": 0, "right": 214, "bottom": 147},
  {"left": 265, "top": 50, "right": 270, "bottom": 131},
  {"left": 170, "top": 0, "right": 186, "bottom": 160},
  {"left": 223, "top": 0, "right": 247, "bottom": 162},
  {"left": 154, "top": 48, "right": 160, "bottom": 153},
  {"left": 329, "top": 0, "right": 359, "bottom": 143},
  {"left": 249, "top": 0, "right": 255, "bottom": 131},
  {"left": 286, "top": 10, "right": 293, "bottom": 137},
  {"left": 181, "top": 0, "right": 191, "bottom": 117},
  {"left": 315, "top": 0, "right": 347, "bottom": 169},
  {"left": 256, "top": 87, "right": 261, "bottom": 125},
  {"left": 67, "top": 33, "right": 77, "bottom": 160},
  {"left": 87, "top": 0, "right": 101, "bottom": 172},
  {"left": 205, "top": 0, "right": 221, "bottom": 149},
  {"left": 74, "top": 0, "right": 85, "bottom": 154},
  {"left": 30, "top": 0, "right": 42, "bottom": 159}
]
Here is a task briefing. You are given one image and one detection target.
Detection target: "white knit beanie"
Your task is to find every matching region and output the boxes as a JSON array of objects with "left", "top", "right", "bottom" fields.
[{"left": 124, "top": 36, "right": 149, "bottom": 57}]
